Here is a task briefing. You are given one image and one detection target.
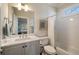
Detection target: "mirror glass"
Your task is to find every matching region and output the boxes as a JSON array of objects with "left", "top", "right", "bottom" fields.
[{"left": 18, "top": 18, "right": 27, "bottom": 34}]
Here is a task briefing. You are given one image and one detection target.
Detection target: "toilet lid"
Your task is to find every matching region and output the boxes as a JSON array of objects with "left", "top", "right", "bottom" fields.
[{"left": 44, "top": 45, "right": 56, "bottom": 54}]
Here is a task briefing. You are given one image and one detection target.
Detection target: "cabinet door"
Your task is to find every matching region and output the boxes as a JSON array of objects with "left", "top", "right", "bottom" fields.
[
  {"left": 3, "top": 44, "right": 25, "bottom": 55},
  {"left": 24, "top": 40, "right": 40, "bottom": 55}
]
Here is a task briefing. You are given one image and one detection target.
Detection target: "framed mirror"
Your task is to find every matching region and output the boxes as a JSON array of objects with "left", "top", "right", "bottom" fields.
[{"left": 2, "top": 4, "right": 34, "bottom": 39}]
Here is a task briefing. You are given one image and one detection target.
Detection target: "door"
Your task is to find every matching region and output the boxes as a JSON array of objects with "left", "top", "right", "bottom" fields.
[{"left": 24, "top": 41, "right": 40, "bottom": 55}]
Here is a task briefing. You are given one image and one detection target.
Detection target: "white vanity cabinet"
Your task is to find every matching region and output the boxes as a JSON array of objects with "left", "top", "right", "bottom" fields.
[{"left": 2, "top": 40, "right": 40, "bottom": 55}]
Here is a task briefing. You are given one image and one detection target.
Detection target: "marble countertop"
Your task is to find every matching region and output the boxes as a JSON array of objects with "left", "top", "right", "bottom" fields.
[{"left": 1, "top": 35, "right": 48, "bottom": 47}]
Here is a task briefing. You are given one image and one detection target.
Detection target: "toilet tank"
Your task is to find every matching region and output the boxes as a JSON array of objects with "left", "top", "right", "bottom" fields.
[{"left": 40, "top": 38, "right": 49, "bottom": 46}]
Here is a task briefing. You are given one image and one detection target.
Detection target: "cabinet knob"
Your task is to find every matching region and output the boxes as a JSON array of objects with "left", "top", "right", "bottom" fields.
[
  {"left": 25, "top": 45, "right": 27, "bottom": 47},
  {"left": 22, "top": 46, "right": 25, "bottom": 48}
]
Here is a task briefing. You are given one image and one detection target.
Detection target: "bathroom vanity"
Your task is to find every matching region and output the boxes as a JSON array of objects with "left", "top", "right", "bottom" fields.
[
  {"left": 2, "top": 40, "right": 40, "bottom": 55},
  {"left": 0, "top": 35, "right": 40, "bottom": 55},
  {"left": 0, "top": 35, "right": 48, "bottom": 55}
]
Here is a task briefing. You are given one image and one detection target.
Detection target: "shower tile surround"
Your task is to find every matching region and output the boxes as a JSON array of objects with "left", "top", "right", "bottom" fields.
[{"left": 55, "top": 4, "right": 79, "bottom": 55}]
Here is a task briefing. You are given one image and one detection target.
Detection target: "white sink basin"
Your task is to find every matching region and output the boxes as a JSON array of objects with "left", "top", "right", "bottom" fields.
[{"left": 15, "top": 37, "right": 32, "bottom": 41}]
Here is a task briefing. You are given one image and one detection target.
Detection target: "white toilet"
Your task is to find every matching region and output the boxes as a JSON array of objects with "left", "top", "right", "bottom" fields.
[
  {"left": 40, "top": 38, "right": 56, "bottom": 55},
  {"left": 44, "top": 45, "right": 56, "bottom": 55}
]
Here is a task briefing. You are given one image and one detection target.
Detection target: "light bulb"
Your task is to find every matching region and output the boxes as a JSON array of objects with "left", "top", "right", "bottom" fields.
[
  {"left": 18, "top": 3, "right": 21, "bottom": 10},
  {"left": 24, "top": 5, "right": 29, "bottom": 11}
]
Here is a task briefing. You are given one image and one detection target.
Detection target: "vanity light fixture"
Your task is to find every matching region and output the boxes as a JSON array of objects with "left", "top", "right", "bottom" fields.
[{"left": 17, "top": 3, "right": 32, "bottom": 12}]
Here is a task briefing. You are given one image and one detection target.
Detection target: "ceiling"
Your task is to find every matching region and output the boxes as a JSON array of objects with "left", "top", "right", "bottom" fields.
[
  {"left": 25, "top": 3, "right": 75, "bottom": 8},
  {"left": 9, "top": 3, "right": 75, "bottom": 9}
]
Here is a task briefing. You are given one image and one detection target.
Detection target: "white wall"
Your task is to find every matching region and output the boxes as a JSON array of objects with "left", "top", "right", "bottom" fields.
[
  {"left": 34, "top": 5, "right": 56, "bottom": 33},
  {"left": 34, "top": 6, "right": 56, "bottom": 19},
  {"left": 34, "top": 10, "right": 40, "bottom": 34}
]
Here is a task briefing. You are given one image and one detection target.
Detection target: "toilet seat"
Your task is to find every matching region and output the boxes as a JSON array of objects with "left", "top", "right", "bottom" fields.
[{"left": 44, "top": 45, "right": 56, "bottom": 54}]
